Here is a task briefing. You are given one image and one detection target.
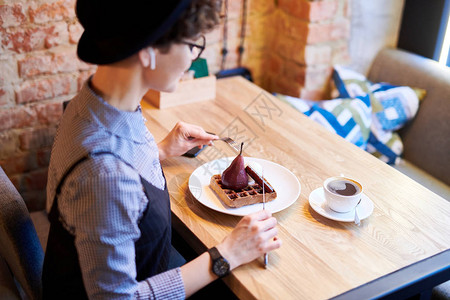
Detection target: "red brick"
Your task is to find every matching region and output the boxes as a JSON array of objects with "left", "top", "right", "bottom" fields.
[
  {"left": 19, "top": 126, "right": 56, "bottom": 150},
  {"left": 44, "top": 22, "right": 69, "bottom": 48},
  {"left": 49, "top": 75, "right": 73, "bottom": 98},
  {"left": 253, "top": 76, "right": 267, "bottom": 90},
  {"left": 28, "top": 0, "right": 76, "bottom": 24},
  {"left": 22, "top": 189, "right": 47, "bottom": 211},
  {"left": 330, "top": 18, "right": 350, "bottom": 40},
  {"left": 15, "top": 75, "right": 73, "bottom": 104},
  {"left": 8, "top": 173, "right": 22, "bottom": 191},
  {"left": 247, "top": 15, "right": 271, "bottom": 39},
  {"left": 37, "top": 147, "right": 52, "bottom": 167},
  {"left": 53, "top": 48, "right": 90, "bottom": 72},
  {"left": 23, "top": 168, "right": 48, "bottom": 190},
  {"left": 0, "top": 130, "right": 20, "bottom": 160},
  {"left": 244, "top": 38, "right": 266, "bottom": 58},
  {"left": 0, "top": 86, "right": 14, "bottom": 106},
  {"left": 13, "top": 168, "right": 48, "bottom": 210},
  {"left": 2, "top": 22, "right": 68, "bottom": 53},
  {"left": 308, "top": 18, "right": 350, "bottom": 44},
  {"left": 0, "top": 106, "right": 37, "bottom": 131},
  {"left": 278, "top": 0, "right": 309, "bottom": 20},
  {"left": 11, "top": 105, "right": 38, "bottom": 128},
  {"left": 0, "top": 153, "right": 37, "bottom": 174},
  {"left": 35, "top": 101, "right": 63, "bottom": 125},
  {"left": 309, "top": 0, "right": 339, "bottom": 22},
  {"left": 16, "top": 79, "right": 53, "bottom": 104},
  {"left": 0, "top": 108, "right": 12, "bottom": 130},
  {"left": 267, "top": 54, "right": 284, "bottom": 75},
  {"left": 307, "top": 23, "right": 329, "bottom": 44},
  {"left": 0, "top": 4, "right": 27, "bottom": 28},
  {"left": 290, "top": 41, "right": 308, "bottom": 65},
  {"left": 276, "top": 37, "right": 305, "bottom": 61},
  {"left": 68, "top": 22, "right": 83, "bottom": 44},
  {"left": 248, "top": 0, "right": 276, "bottom": 15},
  {"left": 18, "top": 54, "right": 53, "bottom": 77},
  {"left": 284, "top": 60, "right": 306, "bottom": 84},
  {"left": 242, "top": 55, "right": 266, "bottom": 80},
  {"left": 270, "top": 74, "right": 302, "bottom": 97},
  {"left": 0, "top": 57, "right": 19, "bottom": 86},
  {"left": 278, "top": 13, "right": 309, "bottom": 41},
  {"left": 279, "top": 0, "right": 338, "bottom": 22},
  {"left": 18, "top": 48, "right": 91, "bottom": 78}
]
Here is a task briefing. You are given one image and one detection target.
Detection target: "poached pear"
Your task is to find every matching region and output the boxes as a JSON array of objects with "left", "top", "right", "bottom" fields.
[{"left": 221, "top": 143, "right": 247, "bottom": 190}]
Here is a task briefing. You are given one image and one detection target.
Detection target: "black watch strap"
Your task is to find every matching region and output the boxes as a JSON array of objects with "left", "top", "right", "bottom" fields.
[
  {"left": 208, "top": 247, "right": 230, "bottom": 278},
  {"left": 208, "top": 246, "right": 221, "bottom": 260}
]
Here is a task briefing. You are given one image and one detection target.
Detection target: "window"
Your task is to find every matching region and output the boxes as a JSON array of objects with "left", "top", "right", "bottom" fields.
[
  {"left": 398, "top": 0, "right": 450, "bottom": 67},
  {"left": 438, "top": 12, "right": 450, "bottom": 66}
]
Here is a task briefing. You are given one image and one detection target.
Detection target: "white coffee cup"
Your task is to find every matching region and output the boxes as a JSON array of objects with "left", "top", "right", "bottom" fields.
[{"left": 323, "top": 176, "right": 363, "bottom": 213}]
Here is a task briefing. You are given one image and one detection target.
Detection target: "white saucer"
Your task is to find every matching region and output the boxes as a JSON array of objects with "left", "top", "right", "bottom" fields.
[{"left": 309, "top": 187, "right": 374, "bottom": 222}]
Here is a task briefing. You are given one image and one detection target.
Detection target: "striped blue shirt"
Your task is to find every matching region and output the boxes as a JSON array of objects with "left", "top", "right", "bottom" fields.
[{"left": 46, "top": 79, "right": 185, "bottom": 299}]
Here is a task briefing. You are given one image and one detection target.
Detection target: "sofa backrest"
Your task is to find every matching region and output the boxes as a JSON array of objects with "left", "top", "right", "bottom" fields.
[
  {"left": 368, "top": 48, "right": 450, "bottom": 186},
  {"left": 0, "top": 167, "right": 44, "bottom": 299}
]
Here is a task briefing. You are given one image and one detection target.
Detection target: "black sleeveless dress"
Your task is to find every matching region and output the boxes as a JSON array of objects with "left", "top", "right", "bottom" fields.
[{"left": 42, "top": 152, "right": 171, "bottom": 299}]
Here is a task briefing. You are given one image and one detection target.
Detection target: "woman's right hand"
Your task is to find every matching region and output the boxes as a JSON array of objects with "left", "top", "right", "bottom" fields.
[{"left": 216, "top": 210, "right": 281, "bottom": 270}]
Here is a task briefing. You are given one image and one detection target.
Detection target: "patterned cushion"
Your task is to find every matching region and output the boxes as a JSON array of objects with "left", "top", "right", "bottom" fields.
[
  {"left": 275, "top": 66, "right": 424, "bottom": 165},
  {"left": 366, "top": 129, "right": 403, "bottom": 164},
  {"left": 332, "top": 66, "right": 425, "bottom": 164},
  {"left": 277, "top": 94, "right": 372, "bottom": 149},
  {"left": 333, "top": 65, "right": 372, "bottom": 98},
  {"left": 370, "top": 83, "right": 420, "bottom": 131}
]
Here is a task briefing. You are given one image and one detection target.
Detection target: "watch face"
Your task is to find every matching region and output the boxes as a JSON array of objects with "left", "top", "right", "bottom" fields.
[{"left": 213, "top": 257, "right": 230, "bottom": 277}]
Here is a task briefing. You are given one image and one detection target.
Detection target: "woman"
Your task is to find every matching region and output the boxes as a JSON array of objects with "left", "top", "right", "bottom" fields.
[{"left": 42, "top": 0, "right": 281, "bottom": 298}]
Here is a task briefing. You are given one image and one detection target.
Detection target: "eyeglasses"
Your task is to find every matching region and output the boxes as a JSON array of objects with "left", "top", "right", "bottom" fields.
[{"left": 181, "top": 35, "right": 206, "bottom": 61}]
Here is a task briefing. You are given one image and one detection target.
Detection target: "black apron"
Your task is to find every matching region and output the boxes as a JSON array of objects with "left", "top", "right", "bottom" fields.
[{"left": 42, "top": 152, "right": 171, "bottom": 299}]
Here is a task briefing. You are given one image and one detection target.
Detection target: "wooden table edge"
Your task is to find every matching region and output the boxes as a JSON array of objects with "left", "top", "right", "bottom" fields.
[{"left": 330, "top": 249, "right": 450, "bottom": 300}]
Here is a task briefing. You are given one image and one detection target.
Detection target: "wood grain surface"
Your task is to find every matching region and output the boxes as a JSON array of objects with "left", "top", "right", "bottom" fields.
[{"left": 141, "top": 77, "right": 450, "bottom": 300}]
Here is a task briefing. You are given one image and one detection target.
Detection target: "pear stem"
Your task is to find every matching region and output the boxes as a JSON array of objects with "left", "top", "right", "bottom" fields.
[{"left": 239, "top": 142, "right": 244, "bottom": 155}]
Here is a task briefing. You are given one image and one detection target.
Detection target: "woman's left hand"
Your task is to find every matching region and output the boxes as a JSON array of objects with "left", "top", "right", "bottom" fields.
[{"left": 157, "top": 121, "right": 218, "bottom": 160}]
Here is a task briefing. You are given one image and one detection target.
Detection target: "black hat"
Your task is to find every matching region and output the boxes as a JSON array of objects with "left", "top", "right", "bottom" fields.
[{"left": 76, "top": 0, "right": 193, "bottom": 65}]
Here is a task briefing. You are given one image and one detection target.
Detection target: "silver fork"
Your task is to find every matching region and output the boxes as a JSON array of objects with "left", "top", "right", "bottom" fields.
[
  {"left": 217, "top": 136, "right": 239, "bottom": 152},
  {"left": 206, "top": 132, "right": 239, "bottom": 152}
]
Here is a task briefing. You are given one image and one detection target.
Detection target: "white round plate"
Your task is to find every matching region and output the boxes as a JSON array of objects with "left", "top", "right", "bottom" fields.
[
  {"left": 188, "top": 157, "right": 301, "bottom": 216},
  {"left": 309, "top": 187, "right": 374, "bottom": 222}
]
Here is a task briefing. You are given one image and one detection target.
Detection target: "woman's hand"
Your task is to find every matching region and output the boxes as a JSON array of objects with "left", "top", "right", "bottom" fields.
[
  {"left": 158, "top": 121, "right": 218, "bottom": 160},
  {"left": 216, "top": 210, "right": 281, "bottom": 271}
]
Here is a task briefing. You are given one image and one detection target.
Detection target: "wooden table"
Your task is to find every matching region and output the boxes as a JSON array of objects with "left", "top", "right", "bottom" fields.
[{"left": 141, "top": 77, "right": 450, "bottom": 299}]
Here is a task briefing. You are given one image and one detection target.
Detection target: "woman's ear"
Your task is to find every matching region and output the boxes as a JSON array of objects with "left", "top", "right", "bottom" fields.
[
  {"left": 138, "top": 47, "right": 156, "bottom": 69},
  {"left": 138, "top": 47, "right": 156, "bottom": 70}
]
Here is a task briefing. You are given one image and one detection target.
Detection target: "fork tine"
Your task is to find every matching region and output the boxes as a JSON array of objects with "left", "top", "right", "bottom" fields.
[{"left": 218, "top": 137, "right": 239, "bottom": 153}]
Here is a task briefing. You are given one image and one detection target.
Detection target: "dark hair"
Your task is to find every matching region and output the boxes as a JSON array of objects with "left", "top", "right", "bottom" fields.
[{"left": 153, "top": 0, "right": 222, "bottom": 50}]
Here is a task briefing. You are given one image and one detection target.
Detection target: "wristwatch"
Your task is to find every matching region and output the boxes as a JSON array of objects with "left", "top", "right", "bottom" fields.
[{"left": 207, "top": 247, "right": 230, "bottom": 278}]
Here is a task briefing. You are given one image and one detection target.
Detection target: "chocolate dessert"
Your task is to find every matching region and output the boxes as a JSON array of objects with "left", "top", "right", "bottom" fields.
[{"left": 210, "top": 167, "right": 277, "bottom": 208}]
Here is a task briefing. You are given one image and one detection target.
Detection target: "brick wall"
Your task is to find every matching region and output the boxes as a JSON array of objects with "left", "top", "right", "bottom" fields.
[
  {"left": 0, "top": 0, "right": 96, "bottom": 210},
  {"left": 0, "top": 0, "right": 350, "bottom": 211},
  {"left": 203, "top": 0, "right": 351, "bottom": 100}
]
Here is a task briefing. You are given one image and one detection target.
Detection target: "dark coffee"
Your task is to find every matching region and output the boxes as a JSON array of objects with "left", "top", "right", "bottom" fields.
[{"left": 327, "top": 179, "right": 360, "bottom": 196}]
